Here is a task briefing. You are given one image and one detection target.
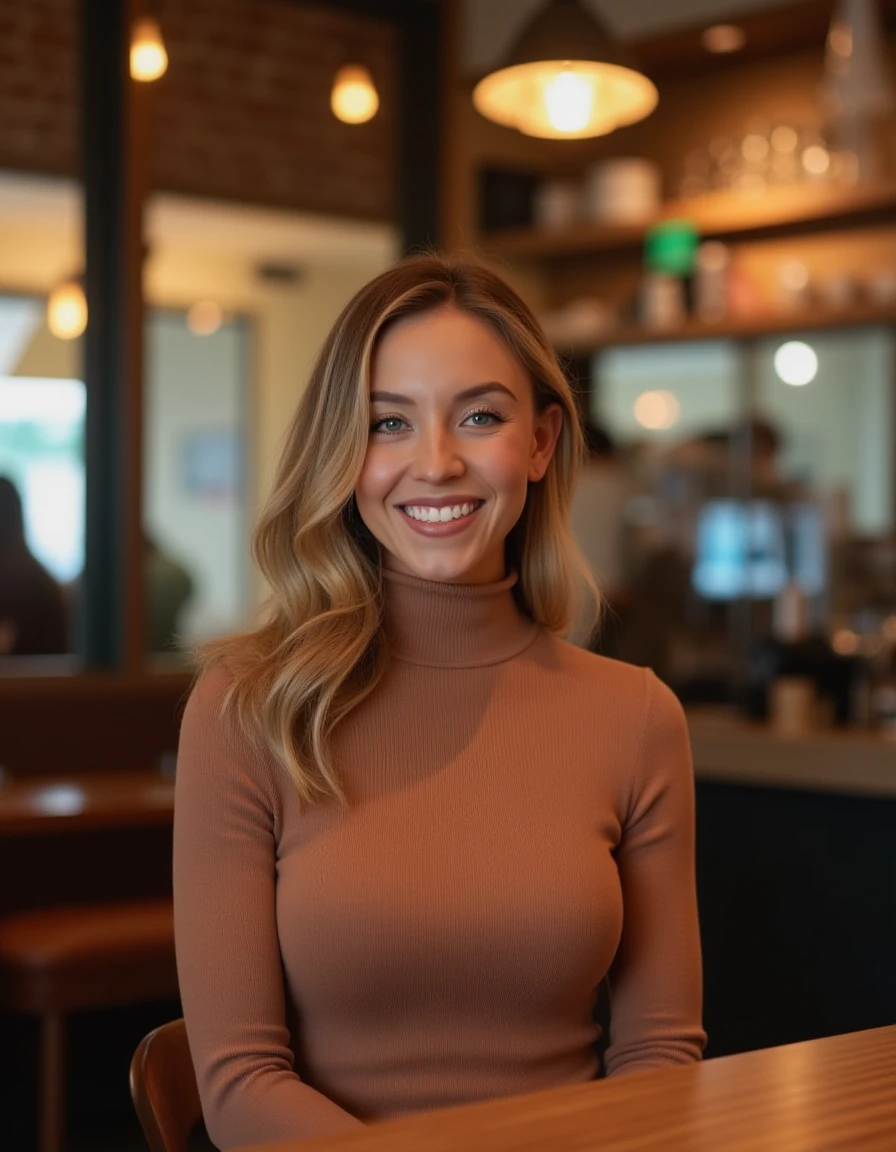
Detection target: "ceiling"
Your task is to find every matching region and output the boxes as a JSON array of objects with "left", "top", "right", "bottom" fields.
[{"left": 462, "top": 0, "right": 791, "bottom": 74}]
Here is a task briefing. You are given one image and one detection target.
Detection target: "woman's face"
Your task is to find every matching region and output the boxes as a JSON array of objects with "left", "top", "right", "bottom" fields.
[{"left": 355, "top": 304, "right": 562, "bottom": 585}]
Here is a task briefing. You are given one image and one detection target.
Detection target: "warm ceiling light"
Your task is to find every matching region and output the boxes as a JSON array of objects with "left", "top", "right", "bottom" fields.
[
  {"left": 701, "top": 24, "right": 746, "bottom": 54},
  {"left": 47, "top": 280, "right": 87, "bottom": 340},
  {"left": 130, "top": 17, "right": 168, "bottom": 82},
  {"left": 331, "top": 65, "right": 379, "bottom": 125},
  {"left": 634, "top": 390, "right": 680, "bottom": 431},
  {"left": 187, "top": 300, "right": 224, "bottom": 336},
  {"left": 472, "top": 0, "right": 657, "bottom": 141}
]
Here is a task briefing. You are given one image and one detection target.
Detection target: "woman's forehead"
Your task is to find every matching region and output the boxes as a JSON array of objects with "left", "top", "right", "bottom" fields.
[{"left": 370, "top": 306, "right": 528, "bottom": 396}]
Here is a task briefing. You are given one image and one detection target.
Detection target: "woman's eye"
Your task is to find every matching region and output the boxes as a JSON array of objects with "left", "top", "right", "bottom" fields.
[
  {"left": 372, "top": 416, "right": 407, "bottom": 434},
  {"left": 465, "top": 410, "right": 501, "bottom": 427}
]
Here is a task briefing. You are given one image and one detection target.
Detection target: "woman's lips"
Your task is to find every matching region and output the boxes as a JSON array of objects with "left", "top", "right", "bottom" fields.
[{"left": 397, "top": 499, "right": 484, "bottom": 537}]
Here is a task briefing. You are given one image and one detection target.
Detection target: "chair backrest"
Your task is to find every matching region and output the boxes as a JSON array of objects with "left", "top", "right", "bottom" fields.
[{"left": 130, "top": 1018, "right": 203, "bottom": 1152}]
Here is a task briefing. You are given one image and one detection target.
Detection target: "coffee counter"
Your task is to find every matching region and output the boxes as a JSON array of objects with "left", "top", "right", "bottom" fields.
[{"left": 687, "top": 710, "right": 896, "bottom": 798}]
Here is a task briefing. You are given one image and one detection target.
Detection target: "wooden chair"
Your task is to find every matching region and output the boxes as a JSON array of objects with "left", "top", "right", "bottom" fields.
[
  {"left": 0, "top": 898, "right": 178, "bottom": 1152},
  {"left": 130, "top": 1018, "right": 203, "bottom": 1152}
]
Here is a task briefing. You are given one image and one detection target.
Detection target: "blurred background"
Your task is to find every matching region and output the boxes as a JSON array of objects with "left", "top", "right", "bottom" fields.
[{"left": 0, "top": 1, "right": 895, "bottom": 1149}]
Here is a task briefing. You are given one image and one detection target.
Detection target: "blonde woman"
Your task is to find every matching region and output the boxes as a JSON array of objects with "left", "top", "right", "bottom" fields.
[{"left": 174, "top": 255, "right": 706, "bottom": 1151}]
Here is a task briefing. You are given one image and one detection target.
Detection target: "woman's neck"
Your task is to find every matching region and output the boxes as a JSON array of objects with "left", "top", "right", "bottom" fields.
[{"left": 381, "top": 568, "right": 538, "bottom": 669}]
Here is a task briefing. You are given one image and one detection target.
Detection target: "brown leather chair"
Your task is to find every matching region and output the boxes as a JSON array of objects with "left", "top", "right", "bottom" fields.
[
  {"left": 130, "top": 1018, "right": 203, "bottom": 1152},
  {"left": 0, "top": 898, "right": 177, "bottom": 1152}
]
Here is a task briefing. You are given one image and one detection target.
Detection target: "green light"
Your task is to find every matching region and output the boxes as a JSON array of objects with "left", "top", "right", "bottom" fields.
[{"left": 645, "top": 219, "right": 700, "bottom": 276}]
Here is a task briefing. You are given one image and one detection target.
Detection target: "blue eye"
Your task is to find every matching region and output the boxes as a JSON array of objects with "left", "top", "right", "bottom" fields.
[
  {"left": 372, "top": 416, "right": 407, "bottom": 434},
  {"left": 464, "top": 408, "right": 504, "bottom": 427}
]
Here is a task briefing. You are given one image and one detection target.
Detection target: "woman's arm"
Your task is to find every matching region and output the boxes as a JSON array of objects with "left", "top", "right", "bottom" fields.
[
  {"left": 604, "top": 670, "right": 707, "bottom": 1076},
  {"left": 173, "top": 667, "right": 366, "bottom": 1149}
]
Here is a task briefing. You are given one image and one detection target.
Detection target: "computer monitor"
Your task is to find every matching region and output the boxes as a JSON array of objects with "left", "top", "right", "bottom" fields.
[{"left": 692, "top": 499, "right": 825, "bottom": 601}]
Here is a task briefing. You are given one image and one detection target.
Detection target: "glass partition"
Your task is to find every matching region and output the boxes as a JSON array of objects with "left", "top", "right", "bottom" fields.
[
  {"left": 143, "top": 309, "right": 252, "bottom": 660},
  {"left": 0, "top": 291, "right": 84, "bottom": 662},
  {"left": 583, "top": 329, "right": 896, "bottom": 709}
]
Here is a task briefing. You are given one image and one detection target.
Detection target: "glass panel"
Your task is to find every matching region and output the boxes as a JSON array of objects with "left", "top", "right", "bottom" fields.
[
  {"left": 0, "top": 173, "right": 85, "bottom": 670},
  {"left": 0, "top": 290, "right": 84, "bottom": 663},
  {"left": 144, "top": 309, "right": 252, "bottom": 661},
  {"left": 141, "top": 190, "right": 399, "bottom": 670},
  {"left": 753, "top": 327, "right": 896, "bottom": 649},
  {"left": 584, "top": 341, "right": 745, "bottom": 699}
]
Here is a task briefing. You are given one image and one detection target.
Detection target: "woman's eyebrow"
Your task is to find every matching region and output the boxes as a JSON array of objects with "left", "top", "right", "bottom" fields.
[{"left": 369, "top": 382, "right": 517, "bottom": 405}]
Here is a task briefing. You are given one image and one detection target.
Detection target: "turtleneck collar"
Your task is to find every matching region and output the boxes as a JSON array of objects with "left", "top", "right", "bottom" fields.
[{"left": 382, "top": 568, "right": 539, "bottom": 669}]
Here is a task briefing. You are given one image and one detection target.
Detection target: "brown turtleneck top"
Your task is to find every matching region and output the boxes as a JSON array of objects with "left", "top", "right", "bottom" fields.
[{"left": 174, "top": 570, "right": 705, "bottom": 1150}]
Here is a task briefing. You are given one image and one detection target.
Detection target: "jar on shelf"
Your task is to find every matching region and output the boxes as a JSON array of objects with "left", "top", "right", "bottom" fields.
[{"left": 583, "top": 158, "right": 661, "bottom": 223}]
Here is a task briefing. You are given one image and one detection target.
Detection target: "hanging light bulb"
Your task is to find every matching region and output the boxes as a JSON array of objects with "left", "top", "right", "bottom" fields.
[
  {"left": 331, "top": 65, "right": 379, "bottom": 125},
  {"left": 47, "top": 280, "right": 88, "bottom": 340},
  {"left": 473, "top": 0, "right": 657, "bottom": 140},
  {"left": 130, "top": 16, "right": 168, "bottom": 82}
]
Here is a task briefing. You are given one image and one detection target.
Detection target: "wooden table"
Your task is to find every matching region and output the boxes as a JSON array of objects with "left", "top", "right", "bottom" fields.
[
  {"left": 242, "top": 1026, "right": 896, "bottom": 1152},
  {"left": 0, "top": 769, "right": 175, "bottom": 836}
]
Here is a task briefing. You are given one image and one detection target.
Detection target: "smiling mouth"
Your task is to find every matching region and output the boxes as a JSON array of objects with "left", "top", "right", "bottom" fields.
[{"left": 399, "top": 500, "right": 484, "bottom": 524}]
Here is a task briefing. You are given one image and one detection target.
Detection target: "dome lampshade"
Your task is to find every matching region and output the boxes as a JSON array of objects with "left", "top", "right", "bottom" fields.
[{"left": 473, "top": 0, "right": 657, "bottom": 140}]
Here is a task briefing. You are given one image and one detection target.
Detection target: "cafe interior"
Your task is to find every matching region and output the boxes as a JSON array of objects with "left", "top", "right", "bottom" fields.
[{"left": 1, "top": 0, "right": 895, "bottom": 1149}]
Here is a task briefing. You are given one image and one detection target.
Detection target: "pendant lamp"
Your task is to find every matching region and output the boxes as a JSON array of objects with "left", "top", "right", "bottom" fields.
[{"left": 473, "top": 0, "right": 657, "bottom": 140}]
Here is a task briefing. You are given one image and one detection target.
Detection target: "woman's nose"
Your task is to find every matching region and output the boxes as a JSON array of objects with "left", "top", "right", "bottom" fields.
[{"left": 411, "top": 428, "right": 465, "bottom": 484}]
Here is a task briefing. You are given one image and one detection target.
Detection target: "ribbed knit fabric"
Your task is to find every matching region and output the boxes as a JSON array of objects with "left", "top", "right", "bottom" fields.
[{"left": 173, "top": 569, "right": 706, "bottom": 1151}]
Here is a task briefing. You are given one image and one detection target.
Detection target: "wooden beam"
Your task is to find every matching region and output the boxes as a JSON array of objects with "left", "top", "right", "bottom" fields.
[{"left": 80, "top": 0, "right": 147, "bottom": 670}]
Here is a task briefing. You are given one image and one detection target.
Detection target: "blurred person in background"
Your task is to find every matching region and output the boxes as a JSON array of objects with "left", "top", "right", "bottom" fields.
[
  {"left": 145, "top": 533, "right": 195, "bottom": 652},
  {"left": 0, "top": 475, "right": 68, "bottom": 656}
]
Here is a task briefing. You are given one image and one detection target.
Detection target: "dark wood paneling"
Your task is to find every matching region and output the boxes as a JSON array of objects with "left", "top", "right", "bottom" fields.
[
  {"left": 0, "top": 674, "right": 190, "bottom": 777},
  {"left": 696, "top": 780, "right": 896, "bottom": 1058}
]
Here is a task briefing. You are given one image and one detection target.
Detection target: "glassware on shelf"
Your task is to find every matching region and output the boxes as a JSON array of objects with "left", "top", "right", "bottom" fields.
[{"left": 820, "top": 0, "right": 895, "bottom": 183}]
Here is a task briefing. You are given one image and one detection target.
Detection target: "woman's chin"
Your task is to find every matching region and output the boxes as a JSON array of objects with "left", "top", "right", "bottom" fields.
[{"left": 387, "top": 546, "right": 503, "bottom": 586}]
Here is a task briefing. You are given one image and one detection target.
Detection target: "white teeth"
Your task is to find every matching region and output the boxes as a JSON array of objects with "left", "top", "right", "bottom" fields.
[{"left": 402, "top": 502, "right": 480, "bottom": 523}]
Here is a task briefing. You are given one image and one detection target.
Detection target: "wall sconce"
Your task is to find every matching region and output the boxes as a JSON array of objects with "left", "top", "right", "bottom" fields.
[
  {"left": 473, "top": 0, "right": 657, "bottom": 140},
  {"left": 331, "top": 64, "right": 379, "bottom": 125},
  {"left": 47, "top": 280, "right": 88, "bottom": 340},
  {"left": 131, "top": 16, "right": 168, "bottom": 82}
]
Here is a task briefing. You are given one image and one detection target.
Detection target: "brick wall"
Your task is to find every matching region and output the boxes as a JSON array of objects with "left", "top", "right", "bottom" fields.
[{"left": 0, "top": 0, "right": 398, "bottom": 221}]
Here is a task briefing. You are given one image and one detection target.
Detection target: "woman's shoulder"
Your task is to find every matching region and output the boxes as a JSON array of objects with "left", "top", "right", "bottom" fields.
[
  {"left": 178, "top": 661, "right": 286, "bottom": 804},
  {"left": 532, "top": 633, "right": 686, "bottom": 733},
  {"left": 181, "top": 662, "right": 269, "bottom": 769},
  {"left": 185, "top": 660, "right": 235, "bottom": 713},
  {"left": 535, "top": 632, "right": 648, "bottom": 692}
]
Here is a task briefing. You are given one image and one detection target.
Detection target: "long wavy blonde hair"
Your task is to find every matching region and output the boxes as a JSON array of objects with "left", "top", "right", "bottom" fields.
[{"left": 200, "top": 254, "right": 598, "bottom": 808}]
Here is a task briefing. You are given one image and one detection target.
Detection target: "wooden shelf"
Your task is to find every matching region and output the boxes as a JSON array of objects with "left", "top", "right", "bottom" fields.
[
  {"left": 554, "top": 301, "right": 896, "bottom": 354},
  {"left": 483, "top": 179, "right": 896, "bottom": 261}
]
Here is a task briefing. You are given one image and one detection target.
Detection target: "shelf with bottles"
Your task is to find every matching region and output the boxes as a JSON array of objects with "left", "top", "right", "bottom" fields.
[
  {"left": 482, "top": 177, "right": 896, "bottom": 263},
  {"left": 550, "top": 299, "right": 896, "bottom": 355}
]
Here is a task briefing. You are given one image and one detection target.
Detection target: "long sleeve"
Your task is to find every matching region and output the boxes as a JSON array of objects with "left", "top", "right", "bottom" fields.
[
  {"left": 173, "top": 667, "right": 366, "bottom": 1150},
  {"left": 604, "top": 670, "right": 707, "bottom": 1076}
]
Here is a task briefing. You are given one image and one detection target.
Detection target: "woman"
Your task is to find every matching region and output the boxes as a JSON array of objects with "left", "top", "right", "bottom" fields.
[{"left": 174, "top": 255, "right": 706, "bottom": 1151}]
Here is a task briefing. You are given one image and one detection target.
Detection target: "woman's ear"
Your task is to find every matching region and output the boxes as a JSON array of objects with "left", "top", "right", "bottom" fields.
[{"left": 528, "top": 404, "right": 563, "bottom": 482}]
